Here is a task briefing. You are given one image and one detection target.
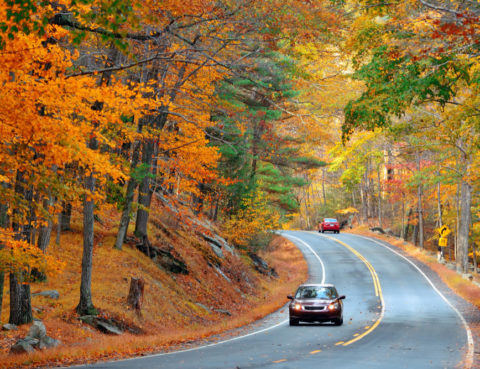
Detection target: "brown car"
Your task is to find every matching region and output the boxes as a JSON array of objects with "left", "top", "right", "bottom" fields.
[{"left": 287, "top": 284, "right": 345, "bottom": 326}]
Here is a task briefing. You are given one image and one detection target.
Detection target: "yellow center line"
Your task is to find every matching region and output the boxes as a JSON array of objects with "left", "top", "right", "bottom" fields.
[
  {"left": 272, "top": 359, "right": 287, "bottom": 363},
  {"left": 322, "top": 235, "right": 385, "bottom": 347},
  {"left": 310, "top": 350, "right": 322, "bottom": 354}
]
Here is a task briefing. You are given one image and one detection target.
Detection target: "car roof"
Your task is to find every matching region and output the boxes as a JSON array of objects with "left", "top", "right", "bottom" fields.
[{"left": 298, "top": 283, "right": 335, "bottom": 288}]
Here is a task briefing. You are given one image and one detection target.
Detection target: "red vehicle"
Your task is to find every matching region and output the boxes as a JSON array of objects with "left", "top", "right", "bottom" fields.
[
  {"left": 287, "top": 284, "right": 345, "bottom": 326},
  {"left": 319, "top": 218, "right": 340, "bottom": 233}
]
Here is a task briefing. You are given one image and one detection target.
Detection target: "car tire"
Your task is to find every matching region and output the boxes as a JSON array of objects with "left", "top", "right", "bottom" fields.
[
  {"left": 289, "top": 318, "right": 299, "bottom": 326},
  {"left": 321, "top": 230, "right": 324, "bottom": 233},
  {"left": 333, "top": 317, "right": 343, "bottom": 326}
]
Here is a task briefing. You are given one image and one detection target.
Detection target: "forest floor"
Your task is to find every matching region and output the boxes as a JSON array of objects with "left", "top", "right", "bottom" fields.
[{"left": 0, "top": 202, "right": 307, "bottom": 369}]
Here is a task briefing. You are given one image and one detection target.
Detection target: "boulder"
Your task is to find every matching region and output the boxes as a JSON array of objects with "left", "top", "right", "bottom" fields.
[
  {"left": 27, "top": 320, "right": 46, "bottom": 340},
  {"left": 38, "top": 336, "right": 61, "bottom": 350},
  {"left": 2, "top": 323, "right": 18, "bottom": 331},
  {"left": 248, "top": 252, "right": 278, "bottom": 278},
  {"left": 32, "top": 290, "right": 59, "bottom": 300},
  {"left": 96, "top": 320, "right": 123, "bottom": 335},
  {"left": 213, "top": 308, "right": 231, "bottom": 316},
  {"left": 10, "top": 339, "right": 37, "bottom": 354},
  {"left": 209, "top": 242, "right": 224, "bottom": 259}
]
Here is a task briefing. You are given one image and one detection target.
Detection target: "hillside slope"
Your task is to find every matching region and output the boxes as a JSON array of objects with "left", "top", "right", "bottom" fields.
[{"left": 0, "top": 197, "right": 307, "bottom": 368}]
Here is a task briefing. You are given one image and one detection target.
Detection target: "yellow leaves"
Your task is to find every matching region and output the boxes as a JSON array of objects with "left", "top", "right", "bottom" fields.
[
  {"left": 223, "top": 192, "right": 281, "bottom": 247},
  {"left": 0, "top": 230, "right": 66, "bottom": 279}
]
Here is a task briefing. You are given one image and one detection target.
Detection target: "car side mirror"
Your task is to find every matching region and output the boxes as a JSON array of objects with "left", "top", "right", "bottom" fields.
[
  {"left": 287, "top": 295, "right": 294, "bottom": 300},
  {"left": 338, "top": 295, "right": 346, "bottom": 300}
]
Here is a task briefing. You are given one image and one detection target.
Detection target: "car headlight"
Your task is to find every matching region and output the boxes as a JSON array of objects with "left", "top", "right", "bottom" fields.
[
  {"left": 328, "top": 302, "right": 339, "bottom": 311},
  {"left": 294, "top": 303, "right": 302, "bottom": 311}
]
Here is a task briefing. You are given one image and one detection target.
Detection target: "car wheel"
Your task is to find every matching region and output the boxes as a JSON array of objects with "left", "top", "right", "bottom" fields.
[
  {"left": 321, "top": 230, "right": 324, "bottom": 233},
  {"left": 318, "top": 230, "right": 321, "bottom": 233},
  {"left": 289, "top": 318, "right": 299, "bottom": 326},
  {"left": 337, "top": 230, "right": 340, "bottom": 234},
  {"left": 333, "top": 317, "right": 343, "bottom": 326}
]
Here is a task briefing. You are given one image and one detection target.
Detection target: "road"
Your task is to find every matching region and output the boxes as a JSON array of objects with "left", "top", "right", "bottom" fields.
[{"left": 73, "top": 231, "right": 473, "bottom": 369}]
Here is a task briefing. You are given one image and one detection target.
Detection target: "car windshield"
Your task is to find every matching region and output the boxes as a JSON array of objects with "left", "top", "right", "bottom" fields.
[
  {"left": 295, "top": 286, "right": 338, "bottom": 299},
  {"left": 324, "top": 218, "right": 337, "bottom": 222}
]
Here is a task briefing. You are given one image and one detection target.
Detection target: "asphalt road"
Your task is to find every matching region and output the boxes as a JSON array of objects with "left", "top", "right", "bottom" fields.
[{"left": 73, "top": 231, "right": 473, "bottom": 369}]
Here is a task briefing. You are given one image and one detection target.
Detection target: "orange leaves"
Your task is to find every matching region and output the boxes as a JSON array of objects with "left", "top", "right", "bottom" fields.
[{"left": 0, "top": 230, "right": 66, "bottom": 279}]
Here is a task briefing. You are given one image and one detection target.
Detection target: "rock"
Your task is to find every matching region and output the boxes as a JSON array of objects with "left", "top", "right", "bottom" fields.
[
  {"left": 32, "top": 290, "right": 59, "bottom": 299},
  {"left": 136, "top": 239, "right": 188, "bottom": 274},
  {"left": 213, "top": 308, "right": 231, "bottom": 316},
  {"left": 10, "top": 339, "right": 36, "bottom": 354},
  {"left": 248, "top": 252, "right": 279, "bottom": 278},
  {"left": 38, "top": 336, "right": 61, "bottom": 350},
  {"left": 215, "top": 266, "right": 232, "bottom": 283},
  {"left": 2, "top": 323, "right": 18, "bottom": 331},
  {"left": 78, "top": 315, "right": 96, "bottom": 325},
  {"left": 27, "top": 320, "right": 46, "bottom": 339},
  {"left": 195, "top": 303, "right": 211, "bottom": 313},
  {"left": 209, "top": 242, "right": 224, "bottom": 259},
  {"left": 95, "top": 320, "right": 123, "bottom": 335}
]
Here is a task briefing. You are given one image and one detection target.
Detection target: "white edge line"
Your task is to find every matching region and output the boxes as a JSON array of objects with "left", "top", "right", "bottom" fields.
[
  {"left": 353, "top": 234, "right": 474, "bottom": 369},
  {"left": 65, "top": 232, "right": 326, "bottom": 368},
  {"left": 282, "top": 233, "right": 326, "bottom": 284}
]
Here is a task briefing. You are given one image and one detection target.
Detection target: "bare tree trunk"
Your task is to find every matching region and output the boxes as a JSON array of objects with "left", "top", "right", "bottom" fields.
[
  {"left": 404, "top": 207, "right": 412, "bottom": 242},
  {"left": 473, "top": 243, "right": 478, "bottom": 274},
  {"left": 400, "top": 195, "right": 405, "bottom": 239},
  {"left": 322, "top": 167, "right": 327, "bottom": 206},
  {"left": 135, "top": 139, "right": 155, "bottom": 241},
  {"left": 377, "top": 165, "right": 382, "bottom": 228},
  {"left": 415, "top": 150, "right": 424, "bottom": 249},
  {"left": 76, "top": 135, "right": 98, "bottom": 316},
  {"left": 115, "top": 137, "right": 141, "bottom": 250},
  {"left": 9, "top": 273, "right": 32, "bottom": 325},
  {"left": 437, "top": 174, "right": 442, "bottom": 228},
  {"left": 455, "top": 179, "right": 460, "bottom": 262},
  {"left": 60, "top": 202, "right": 72, "bottom": 231},
  {"left": 457, "top": 179, "right": 472, "bottom": 274},
  {"left": 37, "top": 195, "right": 54, "bottom": 252},
  {"left": 9, "top": 170, "right": 33, "bottom": 325}
]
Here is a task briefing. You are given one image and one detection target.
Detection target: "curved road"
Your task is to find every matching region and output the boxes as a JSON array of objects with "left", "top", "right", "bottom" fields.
[{"left": 75, "top": 231, "right": 473, "bottom": 369}]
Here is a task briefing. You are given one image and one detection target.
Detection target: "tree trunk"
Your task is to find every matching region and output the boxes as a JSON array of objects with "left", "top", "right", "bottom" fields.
[
  {"left": 377, "top": 165, "right": 382, "bottom": 228},
  {"left": 115, "top": 138, "right": 141, "bottom": 250},
  {"left": 322, "top": 167, "right": 327, "bottom": 206},
  {"left": 473, "top": 242, "right": 478, "bottom": 274},
  {"left": 76, "top": 134, "right": 98, "bottom": 316},
  {"left": 127, "top": 277, "right": 145, "bottom": 313},
  {"left": 457, "top": 179, "right": 472, "bottom": 274},
  {"left": 415, "top": 150, "right": 424, "bottom": 249},
  {"left": 37, "top": 196, "right": 54, "bottom": 252},
  {"left": 404, "top": 207, "right": 412, "bottom": 241},
  {"left": 9, "top": 170, "right": 33, "bottom": 325},
  {"left": 60, "top": 202, "right": 72, "bottom": 231},
  {"left": 135, "top": 139, "right": 155, "bottom": 241},
  {"left": 9, "top": 273, "right": 32, "bottom": 325}
]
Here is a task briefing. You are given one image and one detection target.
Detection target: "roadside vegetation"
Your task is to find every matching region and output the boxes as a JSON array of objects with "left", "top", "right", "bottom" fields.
[{"left": 2, "top": 0, "right": 480, "bottom": 366}]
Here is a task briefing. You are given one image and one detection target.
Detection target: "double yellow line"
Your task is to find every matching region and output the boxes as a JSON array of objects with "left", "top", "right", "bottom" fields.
[{"left": 323, "top": 236, "right": 384, "bottom": 347}]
